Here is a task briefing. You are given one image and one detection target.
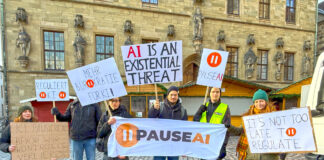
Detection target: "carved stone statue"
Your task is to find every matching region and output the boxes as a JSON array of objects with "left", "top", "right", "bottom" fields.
[
  {"left": 244, "top": 48, "right": 257, "bottom": 78},
  {"left": 193, "top": 8, "right": 204, "bottom": 41},
  {"left": 73, "top": 31, "right": 87, "bottom": 66},
  {"left": 276, "top": 37, "right": 284, "bottom": 48},
  {"left": 124, "top": 36, "right": 133, "bottom": 45},
  {"left": 273, "top": 51, "right": 286, "bottom": 80},
  {"left": 16, "top": 27, "right": 31, "bottom": 68},
  {"left": 74, "top": 14, "right": 84, "bottom": 28},
  {"left": 124, "top": 20, "right": 133, "bottom": 33},
  {"left": 167, "top": 25, "right": 175, "bottom": 37},
  {"left": 217, "top": 30, "right": 225, "bottom": 42},
  {"left": 303, "top": 40, "right": 311, "bottom": 51},
  {"left": 301, "top": 55, "right": 311, "bottom": 77},
  {"left": 246, "top": 34, "right": 255, "bottom": 45},
  {"left": 16, "top": 8, "right": 28, "bottom": 24},
  {"left": 218, "top": 44, "right": 224, "bottom": 51}
]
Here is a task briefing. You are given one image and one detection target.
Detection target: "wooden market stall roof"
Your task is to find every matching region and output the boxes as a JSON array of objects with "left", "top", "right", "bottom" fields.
[
  {"left": 179, "top": 76, "right": 273, "bottom": 97},
  {"left": 271, "top": 76, "right": 312, "bottom": 97}
]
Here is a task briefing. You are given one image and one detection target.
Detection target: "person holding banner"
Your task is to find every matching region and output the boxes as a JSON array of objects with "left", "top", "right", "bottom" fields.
[
  {"left": 230, "top": 89, "right": 279, "bottom": 160},
  {"left": 51, "top": 98, "right": 101, "bottom": 160},
  {"left": 0, "top": 106, "right": 38, "bottom": 154},
  {"left": 193, "top": 87, "right": 231, "bottom": 160},
  {"left": 148, "top": 86, "right": 188, "bottom": 160},
  {"left": 97, "top": 97, "right": 132, "bottom": 160}
]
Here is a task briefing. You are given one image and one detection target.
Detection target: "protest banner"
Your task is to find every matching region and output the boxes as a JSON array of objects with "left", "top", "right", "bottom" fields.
[
  {"left": 67, "top": 58, "right": 127, "bottom": 106},
  {"left": 108, "top": 118, "right": 227, "bottom": 159},
  {"left": 11, "top": 122, "right": 69, "bottom": 160},
  {"left": 121, "top": 41, "right": 182, "bottom": 86},
  {"left": 35, "top": 79, "right": 69, "bottom": 102},
  {"left": 242, "top": 107, "right": 317, "bottom": 153}
]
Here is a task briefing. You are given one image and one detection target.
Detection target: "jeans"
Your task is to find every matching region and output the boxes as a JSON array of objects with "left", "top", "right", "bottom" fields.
[
  {"left": 153, "top": 156, "right": 179, "bottom": 160},
  {"left": 71, "top": 138, "right": 96, "bottom": 160}
]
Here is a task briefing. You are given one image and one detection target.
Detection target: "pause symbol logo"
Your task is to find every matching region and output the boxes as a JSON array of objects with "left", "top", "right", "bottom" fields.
[
  {"left": 116, "top": 123, "right": 139, "bottom": 147},
  {"left": 207, "top": 52, "right": 222, "bottom": 68}
]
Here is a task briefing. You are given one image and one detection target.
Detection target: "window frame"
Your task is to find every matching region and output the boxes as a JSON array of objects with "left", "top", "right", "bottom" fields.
[
  {"left": 141, "top": 0, "right": 158, "bottom": 5},
  {"left": 95, "top": 35, "right": 114, "bottom": 62},
  {"left": 257, "top": 49, "right": 268, "bottom": 80},
  {"left": 225, "top": 46, "right": 239, "bottom": 78},
  {"left": 259, "top": 0, "right": 270, "bottom": 19},
  {"left": 43, "top": 30, "right": 65, "bottom": 71},
  {"left": 284, "top": 52, "right": 294, "bottom": 81},
  {"left": 286, "top": 0, "right": 296, "bottom": 23},
  {"left": 227, "top": 0, "right": 240, "bottom": 15}
]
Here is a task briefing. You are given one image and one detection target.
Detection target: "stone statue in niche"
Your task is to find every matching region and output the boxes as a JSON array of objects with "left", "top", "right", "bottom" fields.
[
  {"left": 124, "top": 36, "right": 133, "bottom": 45},
  {"left": 246, "top": 34, "right": 255, "bottom": 45},
  {"left": 74, "top": 14, "right": 84, "bottom": 28},
  {"left": 301, "top": 55, "right": 311, "bottom": 77},
  {"left": 218, "top": 44, "right": 224, "bottom": 51},
  {"left": 303, "top": 40, "right": 311, "bottom": 51},
  {"left": 16, "top": 27, "right": 31, "bottom": 68},
  {"left": 276, "top": 37, "right": 284, "bottom": 48},
  {"left": 73, "top": 31, "right": 87, "bottom": 66},
  {"left": 167, "top": 25, "right": 175, "bottom": 37},
  {"left": 217, "top": 30, "right": 225, "bottom": 42},
  {"left": 124, "top": 20, "right": 133, "bottom": 33},
  {"left": 244, "top": 48, "right": 257, "bottom": 78},
  {"left": 193, "top": 8, "right": 204, "bottom": 41},
  {"left": 273, "top": 51, "right": 286, "bottom": 80},
  {"left": 16, "top": 7, "right": 28, "bottom": 24}
]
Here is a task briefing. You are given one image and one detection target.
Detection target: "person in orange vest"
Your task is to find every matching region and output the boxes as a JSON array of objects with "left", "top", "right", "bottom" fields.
[{"left": 193, "top": 87, "right": 231, "bottom": 160}]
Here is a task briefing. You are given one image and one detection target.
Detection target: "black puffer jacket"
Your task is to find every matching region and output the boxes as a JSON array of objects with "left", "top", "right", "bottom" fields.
[
  {"left": 97, "top": 105, "right": 132, "bottom": 153},
  {"left": 55, "top": 100, "right": 102, "bottom": 140},
  {"left": 0, "top": 125, "right": 10, "bottom": 153},
  {"left": 148, "top": 99, "right": 188, "bottom": 120}
]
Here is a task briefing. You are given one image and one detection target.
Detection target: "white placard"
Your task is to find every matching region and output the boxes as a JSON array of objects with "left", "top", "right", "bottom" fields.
[
  {"left": 243, "top": 107, "right": 316, "bottom": 153},
  {"left": 197, "top": 48, "right": 229, "bottom": 88},
  {"left": 67, "top": 58, "right": 127, "bottom": 106},
  {"left": 35, "top": 79, "right": 69, "bottom": 101},
  {"left": 121, "top": 41, "right": 182, "bottom": 86}
]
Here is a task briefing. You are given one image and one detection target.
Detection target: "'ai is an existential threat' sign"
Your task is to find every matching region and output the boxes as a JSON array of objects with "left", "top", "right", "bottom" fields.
[
  {"left": 243, "top": 107, "right": 316, "bottom": 153},
  {"left": 35, "top": 79, "right": 69, "bottom": 102}
]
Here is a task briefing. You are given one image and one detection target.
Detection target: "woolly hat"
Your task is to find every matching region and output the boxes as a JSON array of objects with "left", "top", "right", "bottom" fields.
[
  {"left": 167, "top": 86, "right": 179, "bottom": 95},
  {"left": 17, "top": 105, "right": 33, "bottom": 116},
  {"left": 252, "top": 89, "right": 269, "bottom": 102}
]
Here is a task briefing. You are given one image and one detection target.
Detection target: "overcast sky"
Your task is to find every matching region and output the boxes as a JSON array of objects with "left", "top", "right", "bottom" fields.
[{"left": 320, "top": 0, "right": 324, "bottom": 3}]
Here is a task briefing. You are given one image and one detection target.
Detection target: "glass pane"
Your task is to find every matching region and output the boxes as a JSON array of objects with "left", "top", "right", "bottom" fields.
[
  {"left": 96, "top": 36, "right": 105, "bottom": 53},
  {"left": 131, "top": 96, "right": 146, "bottom": 112},
  {"left": 147, "top": 96, "right": 163, "bottom": 109},
  {"left": 120, "top": 96, "right": 130, "bottom": 112}
]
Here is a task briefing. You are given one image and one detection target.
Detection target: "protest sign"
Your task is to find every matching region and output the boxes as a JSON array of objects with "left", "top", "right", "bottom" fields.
[
  {"left": 67, "top": 58, "right": 127, "bottom": 106},
  {"left": 121, "top": 41, "right": 182, "bottom": 86},
  {"left": 11, "top": 122, "right": 69, "bottom": 160},
  {"left": 243, "top": 107, "right": 316, "bottom": 153},
  {"left": 35, "top": 79, "right": 69, "bottom": 102},
  {"left": 197, "top": 48, "right": 228, "bottom": 88},
  {"left": 108, "top": 118, "right": 227, "bottom": 159}
]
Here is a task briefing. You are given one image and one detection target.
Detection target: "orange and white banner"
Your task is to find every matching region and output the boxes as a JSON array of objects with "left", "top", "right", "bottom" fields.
[{"left": 108, "top": 118, "right": 227, "bottom": 159}]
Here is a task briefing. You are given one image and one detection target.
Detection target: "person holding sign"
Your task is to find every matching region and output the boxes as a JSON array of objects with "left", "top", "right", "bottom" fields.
[
  {"left": 148, "top": 86, "right": 188, "bottom": 160},
  {"left": 230, "top": 89, "right": 279, "bottom": 160},
  {"left": 51, "top": 98, "right": 101, "bottom": 160},
  {"left": 0, "top": 106, "right": 38, "bottom": 154},
  {"left": 97, "top": 97, "right": 132, "bottom": 160},
  {"left": 193, "top": 87, "right": 231, "bottom": 160}
]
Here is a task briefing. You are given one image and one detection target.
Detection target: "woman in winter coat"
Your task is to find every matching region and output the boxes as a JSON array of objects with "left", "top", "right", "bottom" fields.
[
  {"left": 0, "top": 106, "right": 38, "bottom": 154},
  {"left": 229, "top": 89, "right": 279, "bottom": 160},
  {"left": 97, "top": 97, "right": 132, "bottom": 160}
]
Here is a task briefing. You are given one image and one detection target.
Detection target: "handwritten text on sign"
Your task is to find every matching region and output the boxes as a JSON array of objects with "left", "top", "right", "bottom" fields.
[
  {"left": 197, "top": 49, "right": 229, "bottom": 88},
  {"left": 243, "top": 107, "right": 316, "bottom": 153},
  {"left": 67, "top": 58, "right": 127, "bottom": 106},
  {"left": 121, "top": 41, "right": 182, "bottom": 86},
  {"left": 35, "top": 79, "right": 69, "bottom": 101},
  {"left": 11, "top": 122, "right": 69, "bottom": 160}
]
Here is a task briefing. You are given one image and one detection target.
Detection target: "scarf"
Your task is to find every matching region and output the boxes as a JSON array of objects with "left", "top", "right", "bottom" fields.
[
  {"left": 14, "top": 116, "right": 38, "bottom": 122},
  {"left": 236, "top": 103, "right": 276, "bottom": 160}
]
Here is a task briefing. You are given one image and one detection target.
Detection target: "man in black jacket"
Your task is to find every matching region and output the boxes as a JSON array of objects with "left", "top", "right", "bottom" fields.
[{"left": 51, "top": 98, "right": 101, "bottom": 160}]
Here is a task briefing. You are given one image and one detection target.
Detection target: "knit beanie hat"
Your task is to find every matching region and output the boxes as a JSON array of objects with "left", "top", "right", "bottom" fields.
[
  {"left": 252, "top": 89, "right": 269, "bottom": 102},
  {"left": 167, "top": 86, "right": 179, "bottom": 96},
  {"left": 17, "top": 105, "right": 33, "bottom": 116}
]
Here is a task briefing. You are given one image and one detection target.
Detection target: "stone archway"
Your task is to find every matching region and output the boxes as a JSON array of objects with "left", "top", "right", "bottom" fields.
[{"left": 183, "top": 53, "right": 201, "bottom": 84}]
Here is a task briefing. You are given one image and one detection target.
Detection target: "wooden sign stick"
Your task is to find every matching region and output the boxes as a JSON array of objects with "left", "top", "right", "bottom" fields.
[
  {"left": 103, "top": 100, "right": 113, "bottom": 117},
  {"left": 53, "top": 101, "right": 57, "bottom": 122},
  {"left": 203, "top": 86, "right": 209, "bottom": 105}
]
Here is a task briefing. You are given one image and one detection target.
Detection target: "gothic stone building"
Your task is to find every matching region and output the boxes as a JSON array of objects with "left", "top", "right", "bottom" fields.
[{"left": 0, "top": 0, "right": 317, "bottom": 119}]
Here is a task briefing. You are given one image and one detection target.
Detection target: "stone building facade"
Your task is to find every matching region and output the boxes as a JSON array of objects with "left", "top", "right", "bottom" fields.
[{"left": 0, "top": 0, "right": 317, "bottom": 118}]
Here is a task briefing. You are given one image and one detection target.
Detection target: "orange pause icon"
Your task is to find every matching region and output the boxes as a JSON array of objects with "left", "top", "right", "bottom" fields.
[
  {"left": 86, "top": 79, "right": 95, "bottom": 88},
  {"left": 207, "top": 52, "right": 222, "bottom": 67},
  {"left": 116, "top": 123, "right": 139, "bottom": 147},
  {"left": 39, "top": 92, "right": 46, "bottom": 98},
  {"left": 59, "top": 91, "right": 66, "bottom": 99},
  {"left": 286, "top": 128, "right": 297, "bottom": 137}
]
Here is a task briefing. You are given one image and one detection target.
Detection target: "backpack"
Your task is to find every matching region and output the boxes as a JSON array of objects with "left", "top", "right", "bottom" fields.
[{"left": 96, "top": 113, "right": 108, "bottom": 152}]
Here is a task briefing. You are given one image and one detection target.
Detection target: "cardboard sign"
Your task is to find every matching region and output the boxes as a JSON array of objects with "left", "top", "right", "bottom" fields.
[
  {"left": 243, "top": 107, "right": 316, "bottom": 153},
  {"left": 121, "top": 41, "right": 182, "bottom": 86},
  {"left": 35, "top": 79, "right": 69, "bottom": 101},
  {"left": 197, "top": 48, "right": 229, "bottom": 88},
  {"left": 67, "top": 58, "right": 127, "bottom": 106},
  {"left": 108, "top": 118, "right": 227, "bottom": 159},
  {"left": 11, "top": 122, "right": 69, "bottom": 160}
]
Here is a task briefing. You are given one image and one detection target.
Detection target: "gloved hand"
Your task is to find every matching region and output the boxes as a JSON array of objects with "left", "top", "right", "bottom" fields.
[
  {"left": 51, "top": 107, "right": 60, "bottom": 115},
  {"left": 218, "top": 145, "right": 227, "bottom": 159},
  {"left": 198, "top": 104, "right": 207, "bottom": 113},
  {"left": 316, "top": 103, "right": 324, "bottom": 113}
]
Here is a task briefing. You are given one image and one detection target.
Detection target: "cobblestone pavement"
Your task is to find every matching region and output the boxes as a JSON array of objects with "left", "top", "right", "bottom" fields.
[{"left": 0, "top": 136, "right": 307, "bottom": 160}]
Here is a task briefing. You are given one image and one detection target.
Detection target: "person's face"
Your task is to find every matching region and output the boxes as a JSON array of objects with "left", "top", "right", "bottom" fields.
[
  {"left": 109, "top": 98, "right": 120, "bottom": 110},
  {"left": 21, "top": 110, "right": 32, "bottom": 120},
  {"left": 167, "top": 91, "right": 179, "bottom": 104},
  {"left": 210, "top": 87, "right": 221, "bottom": 103},
  {"left": 254, "top": 99, "right": 267, "bottom": 110}
]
